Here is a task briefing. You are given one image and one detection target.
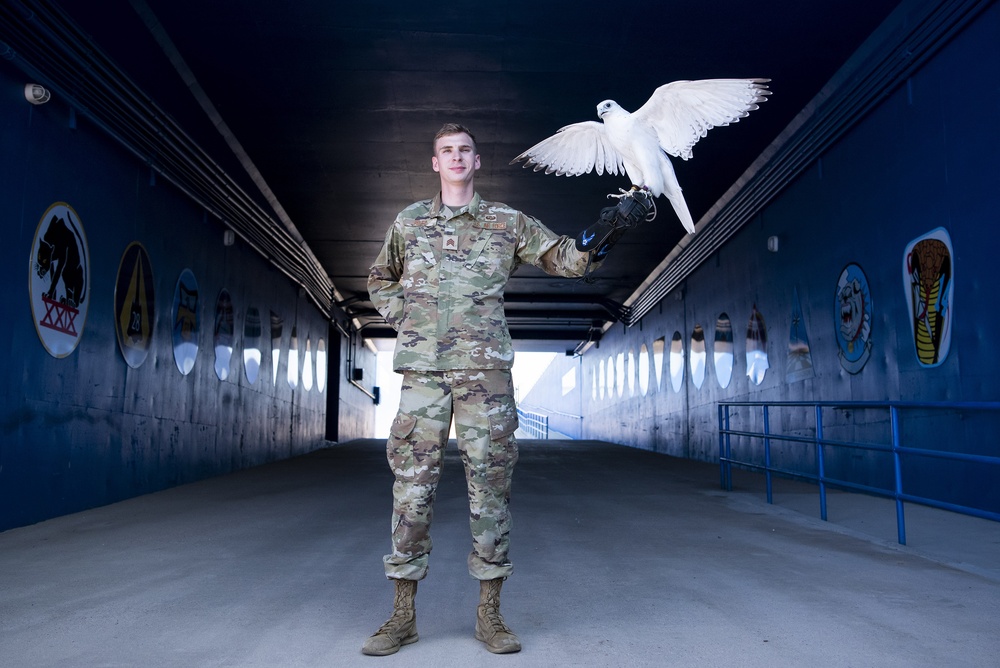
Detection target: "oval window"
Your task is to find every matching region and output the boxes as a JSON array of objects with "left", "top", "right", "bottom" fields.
[
  {"left": 214, "top": 289, "right": 234, "bottom": 381},
  {"left": 606, "top": 355, "right": 615, "bottom": 398},
  {"left": 652, "top": 336, "right": 665, "bottom": 391},
  {"left": 616, "top": 352, "right": 625, "bottom": 398},
  {"left": 626, "top": 349, "right": 636, "bottom": 396},
  {"left": 714, "top": 313, "right": 734, "bottom": 389},
  {"left": 669, "top": 331, "right": 684, "bottom": 393},
  {"left": 303, "top": 337, "right": 314, "bottom": 391},
  {"left": 287, "top": 326, "right": 299, "bottom": 389},
  {"left": 638, "top": 344, "right": 650, "bottom": 396},
  {"left": 746, "top": 306, "right": 769, "bottom": 385},
  {"left": 690, "top": 325, "right": 706, "bottom": 390},
  {"left": 316, "top": 338, "right": 327, "bottom": 392},
  {"left": 599, "top": 358, "right": 606, "bottom": 400},
  {"left": 171, "top": 269, "right": 199, "bottom": 375},
  {"left": 243, "top": 306, "right": 262, "bottom": 385}
]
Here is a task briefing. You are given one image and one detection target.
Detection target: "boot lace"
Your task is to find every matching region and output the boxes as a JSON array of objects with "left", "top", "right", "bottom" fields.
[
  {"left": 373, "top": 607, "right": 411, "bottom": 637},
  {"left": 480, "top": 583, "right": 513, "bottom": 635},
  {"left": 373, "top": 581, "right": 415, "bottom": 637}
]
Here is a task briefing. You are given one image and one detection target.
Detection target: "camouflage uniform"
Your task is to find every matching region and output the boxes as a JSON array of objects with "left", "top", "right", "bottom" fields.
[{"left": 369, "top": 192, "right": 594, "bottom": 581}]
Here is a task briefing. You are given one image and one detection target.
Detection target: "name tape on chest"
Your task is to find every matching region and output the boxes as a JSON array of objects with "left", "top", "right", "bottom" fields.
[{"left": 477, "top": 218, "right": 508, "bottom": 230}]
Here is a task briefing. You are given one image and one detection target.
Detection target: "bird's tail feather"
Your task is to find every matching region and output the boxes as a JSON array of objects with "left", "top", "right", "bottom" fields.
[{"left": 666, "top": 190, "right": 695, "bottom": 234}]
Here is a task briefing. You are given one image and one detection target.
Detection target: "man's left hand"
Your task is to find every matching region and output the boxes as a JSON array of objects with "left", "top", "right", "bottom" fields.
[{"left": 575, "top": 188, "right": 655, "bottom": 258}]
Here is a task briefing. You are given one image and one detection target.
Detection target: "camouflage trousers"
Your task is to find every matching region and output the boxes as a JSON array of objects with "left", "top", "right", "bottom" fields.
[{"left": 383, "top": 369, "right": 519, "bottom": 581}]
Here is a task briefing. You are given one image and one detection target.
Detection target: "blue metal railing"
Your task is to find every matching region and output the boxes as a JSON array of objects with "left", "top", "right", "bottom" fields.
[
  {"left": 517, "top": 408, "right": 549, "bottom": 439},
  {"left": 718, "top": 400, "right": 1000, "bottom": 544}
]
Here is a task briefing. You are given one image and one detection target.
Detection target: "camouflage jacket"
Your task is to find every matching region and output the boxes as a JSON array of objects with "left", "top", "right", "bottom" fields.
[{"left": 369, "top": 192, "right": 595, "bottom": 371}]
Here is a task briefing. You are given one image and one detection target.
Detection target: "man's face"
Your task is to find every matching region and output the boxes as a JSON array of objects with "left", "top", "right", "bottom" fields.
[{"left": 432, "top": 132, "right": 480, "bottom": 186}]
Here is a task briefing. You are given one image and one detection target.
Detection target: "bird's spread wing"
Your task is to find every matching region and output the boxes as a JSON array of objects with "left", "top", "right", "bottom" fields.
[
  {"left": 634, "top": 79, "right": 771, "bottom": 161},
  {"left": 510, "top": 121, "right": 625, "bottom": 177}
]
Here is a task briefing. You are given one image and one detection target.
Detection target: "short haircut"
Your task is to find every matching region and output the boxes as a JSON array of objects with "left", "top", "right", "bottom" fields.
[{"left": 433, "top": 123, "right": 477, "bottom": 153}]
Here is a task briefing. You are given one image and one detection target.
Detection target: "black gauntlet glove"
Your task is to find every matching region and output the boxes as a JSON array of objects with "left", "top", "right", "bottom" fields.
[{"left": 575, "top": 188, "right": 655, "bottom": 260}]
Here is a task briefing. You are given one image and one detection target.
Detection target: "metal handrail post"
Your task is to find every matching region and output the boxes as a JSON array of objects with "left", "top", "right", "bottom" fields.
[
  {"left": 815, "top": 404, "right": 828, "bottom": 521},
  {"left": 725, "top": 404, "right": 733, "bottom": 491},
  {"left": 717, "top": 399, "right": 1000, "bottom": 539},
  {"left": 763, "top": 404, "right": 773, "bottom": 504},
  {"left": 891, "top": 405, "right": 907, "bottom": 545},
  {"left": 718, "top": 404, "right": 725, "bottom": 489}
]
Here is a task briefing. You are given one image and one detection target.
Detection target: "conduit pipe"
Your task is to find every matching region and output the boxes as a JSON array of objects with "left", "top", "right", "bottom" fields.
[
  {"left": 623, "top": 0, "right": 991, "bottom": 326},
  {"left": 0, "top": 0, "right": 334, "bottom": 316}
]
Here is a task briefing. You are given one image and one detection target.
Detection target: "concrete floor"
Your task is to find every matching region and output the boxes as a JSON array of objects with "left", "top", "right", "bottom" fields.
[{"left": 1, "top": 439, "right": 999, "bottom": 667}]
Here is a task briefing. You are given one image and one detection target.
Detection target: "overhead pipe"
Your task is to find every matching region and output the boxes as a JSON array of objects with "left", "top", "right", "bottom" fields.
[
  {"left": 0, "top": 0, "right": 335, "bottom": 316},
  {"left": 623, "top": 0, "right": 991, "bottom": 325}
]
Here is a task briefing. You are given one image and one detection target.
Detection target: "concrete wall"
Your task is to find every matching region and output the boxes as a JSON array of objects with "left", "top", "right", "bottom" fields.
[
  {"left": 0, "top": 59, "right": 375, "bottom": 532},
  {"left": 330, "top": 317, "right": 380, "bottom": 444},
  {"left": 524, "top": 2, "right": 1000, "bottom": 511}
]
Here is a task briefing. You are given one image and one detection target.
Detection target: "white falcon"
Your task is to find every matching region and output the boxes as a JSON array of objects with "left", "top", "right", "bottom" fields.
[{"left": 511, "top": 78, "right": 771, "bottom": 234}]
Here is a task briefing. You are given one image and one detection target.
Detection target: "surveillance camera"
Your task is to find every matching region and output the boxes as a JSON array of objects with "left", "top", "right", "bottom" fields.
[{"left": 24, "top": 83, "right": 51, "bottom": 105}]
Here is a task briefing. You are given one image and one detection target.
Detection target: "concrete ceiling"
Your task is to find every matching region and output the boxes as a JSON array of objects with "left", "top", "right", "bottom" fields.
[{"left": 54, "top": 0, "right": 901, "bottom": 351}]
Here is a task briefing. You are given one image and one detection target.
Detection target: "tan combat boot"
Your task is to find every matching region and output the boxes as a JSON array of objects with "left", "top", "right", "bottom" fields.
[
  {"left": 361, "top": 578, "right": 419, "bottom": 656},
  {"left": 475, "top": 577, "right": 521, "bottom": 654}
]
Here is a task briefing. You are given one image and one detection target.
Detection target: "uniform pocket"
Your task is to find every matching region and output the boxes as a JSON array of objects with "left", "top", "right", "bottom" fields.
[
  {"left": 387, "top": 413, "right": 417, "bottom": 477},
  {"left": 486, "top": 410, "right": 519, "bottom": 485},
  {"left": 488, "top": 410, "right": 519, "bottom": 441},
  {"left": 390, "top": 413, "right": 417, "bottom": 439},
  {"left": 464, "top": 230, "right": 494, "bottom": 270}
]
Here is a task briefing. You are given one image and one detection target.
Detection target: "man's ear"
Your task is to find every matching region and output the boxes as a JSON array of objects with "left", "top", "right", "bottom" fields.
[
  {"left": 474, "top": 155, "right": 481, "bottom": 171},
  {"left": 431, "top": 156, "right": 441, "bottom": 173}
]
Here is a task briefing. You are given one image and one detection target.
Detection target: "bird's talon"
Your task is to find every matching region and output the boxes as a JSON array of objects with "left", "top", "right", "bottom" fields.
[{"left": 608, "top": 187, "right": 638, "bottom": 201}]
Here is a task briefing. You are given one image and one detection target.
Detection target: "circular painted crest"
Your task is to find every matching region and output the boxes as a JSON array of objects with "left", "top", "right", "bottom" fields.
[
  {"left": 835, "top": 263, "right": 873, "bottom": 374},
  {"left": 114, "top": 242, "right": 156, "bottom": 368},
  {"left": 171, "top": 268, "right": 200, "bottom": 375},
  {"left": 28, "top": 202, "right": 90, "bottom": 358}
]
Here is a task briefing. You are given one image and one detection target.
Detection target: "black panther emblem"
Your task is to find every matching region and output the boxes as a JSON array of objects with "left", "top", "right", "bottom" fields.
[{"left": 35, "top": 213, "right": 87, "bottom": 309}]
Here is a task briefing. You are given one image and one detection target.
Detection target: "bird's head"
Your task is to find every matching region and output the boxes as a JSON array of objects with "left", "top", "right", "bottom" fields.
[{"left": 596, "top": 100, "right": 621, "bottom": 120}]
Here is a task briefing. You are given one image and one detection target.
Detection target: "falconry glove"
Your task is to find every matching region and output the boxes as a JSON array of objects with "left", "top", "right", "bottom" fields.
[{"left": 575, "top": 187, "right": 655, "bottom": 260}]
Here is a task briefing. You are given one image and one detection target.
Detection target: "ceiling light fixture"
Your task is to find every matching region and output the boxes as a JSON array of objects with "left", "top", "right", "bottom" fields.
[{"left": 24, "top": 83, "right": 51, "bottom": 105}]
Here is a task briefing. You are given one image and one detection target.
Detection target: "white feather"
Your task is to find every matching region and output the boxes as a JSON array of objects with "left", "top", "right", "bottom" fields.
[{"left": 511, "top": 121, "right": 623, "bottom": 178}]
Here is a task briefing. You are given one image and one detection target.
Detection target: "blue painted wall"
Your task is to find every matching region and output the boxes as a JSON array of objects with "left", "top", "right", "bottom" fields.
[
  {"left": 0, "top": 59, "right": 375, "bottom": 532},
  {"left": 524, "top": 2, "right": 1000, "bottom": 511}
]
